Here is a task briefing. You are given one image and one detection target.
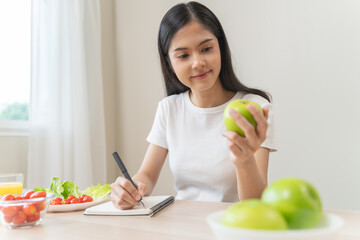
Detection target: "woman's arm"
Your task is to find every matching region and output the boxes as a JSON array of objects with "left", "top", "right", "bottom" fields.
[
  {"left": 110, "top": 143, "right": 168, "bottom": 209},
  {"left": 222, "top": 105, "right": 270, "bottom": 200},
  {"left": 133, "top": 143, "right": 168, "bottom": 195},
  {"left": 233, "top": 147, "right": 269, "bottom": 200}
]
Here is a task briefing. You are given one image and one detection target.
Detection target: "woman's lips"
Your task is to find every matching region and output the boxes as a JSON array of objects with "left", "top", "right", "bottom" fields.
[{"left": 191, "top": 70, "right": 212, "bottom": 79}]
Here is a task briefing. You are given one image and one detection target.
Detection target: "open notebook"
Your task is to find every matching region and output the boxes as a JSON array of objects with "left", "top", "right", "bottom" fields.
[{"left": 84, "top": 195, "right": 174, "bottom": 217}]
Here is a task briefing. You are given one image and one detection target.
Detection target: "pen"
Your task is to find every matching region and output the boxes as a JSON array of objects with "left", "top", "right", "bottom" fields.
[{"left": 112, "top": 152, "right": 146, "bottom": 208}]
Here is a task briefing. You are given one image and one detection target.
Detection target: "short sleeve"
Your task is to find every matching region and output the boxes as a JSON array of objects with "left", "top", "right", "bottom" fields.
[
  {"left": 146, "top": 100, "right": 168, "bottom": 149},
  {"left": 260, "top": 101, "right": 277, "bottom": 152}
]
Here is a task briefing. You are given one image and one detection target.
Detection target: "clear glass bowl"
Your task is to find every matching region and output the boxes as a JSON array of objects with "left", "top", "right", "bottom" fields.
[{"left": 0, "top": 192, "right": 54, "bottom": 229}]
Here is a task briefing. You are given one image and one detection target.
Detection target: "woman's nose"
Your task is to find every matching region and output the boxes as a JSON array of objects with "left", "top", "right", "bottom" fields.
[{"left": 192, "top": 53, "right": 205, "bottom": 69}]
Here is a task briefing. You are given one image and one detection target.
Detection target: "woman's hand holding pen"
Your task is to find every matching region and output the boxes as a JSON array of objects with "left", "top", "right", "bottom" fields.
[
  {"left": 110, "top": 177, "right": 146, "bottom": 210},
  {"left": 222, "top": 105, "right": 269, "bottom": 167}
]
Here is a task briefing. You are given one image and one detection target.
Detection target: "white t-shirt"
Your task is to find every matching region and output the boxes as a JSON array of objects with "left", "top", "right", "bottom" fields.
[{"left": 146, "top": 91, "right": 276, "bottom": 202}]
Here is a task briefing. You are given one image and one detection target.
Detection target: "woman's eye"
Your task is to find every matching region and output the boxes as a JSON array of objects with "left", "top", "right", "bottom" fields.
[
  {"left": 202, "top": 46, "right": 212, "bottom": 52},
  {"left": 177, "top": 54, "right": 189, "bottom": 59}
]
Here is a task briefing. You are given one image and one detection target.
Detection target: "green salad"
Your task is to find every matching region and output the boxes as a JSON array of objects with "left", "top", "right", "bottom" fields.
[{"left": 34, "top": 177, "right": 111, "bottom": 200}]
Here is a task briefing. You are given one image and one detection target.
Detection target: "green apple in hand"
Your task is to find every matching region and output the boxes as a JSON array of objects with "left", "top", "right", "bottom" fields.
[
  {"left": 222, "top": 199, "right": 287, "bottom": 230},
  {"left": 223, "top": 99, "right": 264, "bottom": 137},
  {"left": 261, "top": 178, "right": 323, "bottom": 229}
]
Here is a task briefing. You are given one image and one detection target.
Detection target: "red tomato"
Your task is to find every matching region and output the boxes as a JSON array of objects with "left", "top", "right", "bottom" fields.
[
  {"left": 81, "top": 195, "right": 93, "bottom": 203},
  {"left": 80, "top": 194, "right": 87, "bottom": 201},
  {"left": 34, "top": 200, "right": 47, "bottom": 211},
  {"left": 1, "top": 194, "right": 15, "bottom": 201},
  {"left": 14, "top": 196, "right": 24, "bottom": 200},
  {"left": 23, "top": 191, "right": 36, "bottom": 199},
  {"left": 30, "top": 191, "right": 46, "bottom": 199},
  {"left": 1, "top": 206, "right": 19, "bottom": 217},
  {"left": 3, "top": 215, "right": 13, "bottom": 223},
  {"left": 27, "top": 211, "right": 40, "bottom": 223},
  {"left": 62, "top": 199, "right": 71, "bottom": 204},
  {"left": 67, "top": 195, "right": 75, "bottom": 201},
  {"left": 22, "top": 204, "right": 37, "bottom": 216},
  {"left": 12, "top": 211, "right": 27, "bottom": 225},
  {"left": 50, "top": 198, "right": 62, "bottom": 205},
  {"left": 70, "top": 198, "right": 81, "bottom": 204}
]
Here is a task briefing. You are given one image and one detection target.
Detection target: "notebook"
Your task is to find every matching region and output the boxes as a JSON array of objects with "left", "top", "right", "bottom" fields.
[{"left": 83, "top": 195, "right": 174, "bottom": 217}]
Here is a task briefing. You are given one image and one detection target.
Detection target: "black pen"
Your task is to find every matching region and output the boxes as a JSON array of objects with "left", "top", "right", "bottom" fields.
[{"left": 112, "top": 152, "right": 146, "bottom": 208}]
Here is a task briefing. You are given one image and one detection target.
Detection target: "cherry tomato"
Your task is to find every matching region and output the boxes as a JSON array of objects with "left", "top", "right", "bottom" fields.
[
  {"left": 1, "top": 206, "right": 19, "bottom": 217},
  {"left": 67, "top": 195, "right": 75, "bottom": 201},
  {"left": 34, "top": 200, "right": 47, "bottom": 211},
  {"left": 70, "top": 198, "right": 81, "bottom": 204},
  {"left": 14, "top": 196, "right": 24, "bottom": 200},
  {"left": 62, "top": 198, "right": 71, "bottom": 204},
  {"left": 27, "top": 211, "right": 40, "bottom": 223},
  {"left": 81, "top": 195, "right": 93, "bottom": 203},
  {"left": 3, "top": 215, "right": 13, "bottom": 223},
  {"left": 30, "top": 191, "right": 46, "bottom": 199},
  {"left": 1, "top": 194, "right": 15, "bottom": 201},
  {"left": 22, "top": 204, "right": 37, "bottom": 216},
  {"left": 50, "top": 198, "right": 62, "bottom": 205},
  {"left": 12, "top": 211, "right": 27, "bottom": 225},
  {"left": 23, "top": 191, "right": 36, "bottom": 199},
  {"left": 80, "top": 194, "right": 87, "bottom": 201}
]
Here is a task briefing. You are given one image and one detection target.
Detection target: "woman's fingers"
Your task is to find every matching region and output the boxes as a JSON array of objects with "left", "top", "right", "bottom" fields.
[
  {"left": 110, "top": 177, "right": 140, "bottom": 210},
  {"left": 222, "top": 130, "right": 248, "bottom": 154},
  {"left": 110, "top": 190, "right": 134, "bottom": 210},
  {"left": 228, "top": 108, "right": 258, "bottom": 150},
  {"left": 136, "top": 181, "right": 146, "bottom": 197},
  {"left": 248, "top": 105, "right": 268, "bottom": 142},
  {"left": 119, "top": 177, "right": 142, "bottom": 203},
  {"left": 225, "top": 105, "right": 269, "bottom": 152},
  {"left": 228, "top": 109, "right": 254, "bottom": 136}
]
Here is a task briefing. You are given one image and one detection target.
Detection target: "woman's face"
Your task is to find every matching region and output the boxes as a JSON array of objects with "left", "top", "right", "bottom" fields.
[{"left": 168, "top": 21, "right": 222, "bottom": 94}]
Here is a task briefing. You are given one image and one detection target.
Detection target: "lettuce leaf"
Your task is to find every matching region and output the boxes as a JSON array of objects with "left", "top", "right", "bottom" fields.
[
  {"left": 34, "top": 177, "right": 110, "bottom": 200},
  {"left": 33, "top": 186, "right": 50, "bottom": 192},
  {"left": 83, "top": 184, "right": 111, "bottom": 200},
  {"left": 38, "top": 177, "right": 81, "bottom": 199}
]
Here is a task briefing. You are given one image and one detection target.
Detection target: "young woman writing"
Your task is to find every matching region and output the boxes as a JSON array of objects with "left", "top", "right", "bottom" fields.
[{"left": 111, "top": 1, "right": 276, "bottom": 210}]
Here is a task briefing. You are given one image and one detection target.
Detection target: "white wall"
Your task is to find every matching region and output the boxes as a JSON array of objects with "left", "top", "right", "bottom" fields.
[
  {"left": 218, "top": 0, "right": 360, "bottom": 211},
  {"left": 114, "top": 0, "right": 360, "bottom": 210}
]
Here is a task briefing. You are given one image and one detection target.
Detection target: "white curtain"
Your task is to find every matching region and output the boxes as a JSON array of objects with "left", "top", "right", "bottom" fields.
[{"left": 28, "top": 0, "right": 107, "bottom": 189}]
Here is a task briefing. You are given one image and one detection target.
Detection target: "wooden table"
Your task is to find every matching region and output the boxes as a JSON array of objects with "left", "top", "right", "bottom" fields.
[{"left": 1, "top": 200, "right": 360, "bottom": 240}]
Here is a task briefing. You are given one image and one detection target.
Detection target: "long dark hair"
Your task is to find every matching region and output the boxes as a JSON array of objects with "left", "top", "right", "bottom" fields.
[{"left": 157, "top": 1, "right": 271, "bottom": 102}]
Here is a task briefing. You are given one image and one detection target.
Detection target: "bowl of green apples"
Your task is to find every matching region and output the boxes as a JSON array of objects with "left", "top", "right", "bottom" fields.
[{"left": 207, "top": 178, "right": 344, "bottom": 240}]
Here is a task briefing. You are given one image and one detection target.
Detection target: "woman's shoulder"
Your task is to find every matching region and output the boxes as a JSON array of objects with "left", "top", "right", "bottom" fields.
[{"left": 158, "top": 91, "right": 187, "bottom": 106}]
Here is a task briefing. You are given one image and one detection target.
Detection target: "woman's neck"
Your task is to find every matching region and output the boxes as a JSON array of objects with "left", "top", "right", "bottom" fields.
[{"left": 189, "top": 87, "right": 236, "bottom": 108}]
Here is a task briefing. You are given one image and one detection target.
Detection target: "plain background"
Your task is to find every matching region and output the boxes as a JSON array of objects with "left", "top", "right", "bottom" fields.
[{"left": 2, "top": 0, "right": 360, "bottom": 210}]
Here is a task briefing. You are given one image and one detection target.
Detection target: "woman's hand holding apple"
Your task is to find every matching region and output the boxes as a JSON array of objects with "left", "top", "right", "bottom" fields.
[
  {"left": 222, "top": 104, "right": 269, "bottom": 166},
  {"left": 110, "top": 177, "right": 146, "bottom": 210}
]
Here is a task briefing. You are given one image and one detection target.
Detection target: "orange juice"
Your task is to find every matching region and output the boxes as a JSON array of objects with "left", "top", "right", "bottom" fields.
[{"left": 0, "top": 182, "right": 23, "bottom": 196}]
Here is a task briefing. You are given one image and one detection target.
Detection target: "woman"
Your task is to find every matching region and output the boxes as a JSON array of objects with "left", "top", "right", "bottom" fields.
[{"left": 111, "top": 1, "right": 276, "bottom": 210}]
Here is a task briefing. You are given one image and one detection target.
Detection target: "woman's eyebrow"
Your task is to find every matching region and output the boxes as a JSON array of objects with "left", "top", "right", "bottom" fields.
[{"left": 172, "top": 38, "right": 214, "bottom": 52}]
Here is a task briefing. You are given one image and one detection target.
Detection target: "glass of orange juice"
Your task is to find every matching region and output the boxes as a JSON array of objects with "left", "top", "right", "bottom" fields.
[{"left": 0, "top": 173, "right": 23, "bottom": 197}]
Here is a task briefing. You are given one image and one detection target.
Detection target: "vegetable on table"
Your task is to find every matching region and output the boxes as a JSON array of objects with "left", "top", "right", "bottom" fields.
[{"left": 33, "top": 177, "right": 111, "bottom": 205}]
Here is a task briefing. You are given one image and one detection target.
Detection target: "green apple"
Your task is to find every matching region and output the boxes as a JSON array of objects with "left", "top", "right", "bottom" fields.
[
  {"left": 261, "top": 178, "right": 323, "bottom": 229},
  {"left": 223, "top": 99, "right": 264, "bottom": 137},
  {"left": 222, "top": 199, "right": 287, "bottom": 230}
]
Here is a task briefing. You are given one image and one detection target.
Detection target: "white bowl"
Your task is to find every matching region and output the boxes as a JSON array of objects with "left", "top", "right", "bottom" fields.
[{"left": 207, "top": 211, "right": 344, "bottom": 240}]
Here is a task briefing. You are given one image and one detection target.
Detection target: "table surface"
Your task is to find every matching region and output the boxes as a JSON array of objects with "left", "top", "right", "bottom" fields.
[{"left": 1, "top": 200, "right": 360, "bottom": 240}]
